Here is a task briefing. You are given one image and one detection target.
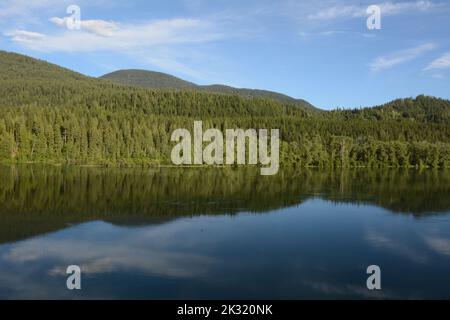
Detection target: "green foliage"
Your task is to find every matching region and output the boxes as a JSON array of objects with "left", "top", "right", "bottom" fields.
[
  {"left": 330, "top": 95, "right": 450, "bottom": 124},
  {"left": 101, "top": 69, "right": 318, "bottom": 111},
  {"left": 1, "top": 50, "right": 450, "bottom": 168},
  {"left": 101, "top": 69, "right": 198, "bottom": 89}
]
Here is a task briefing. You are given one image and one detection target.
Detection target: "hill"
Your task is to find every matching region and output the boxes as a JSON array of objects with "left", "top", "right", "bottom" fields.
[
  {"left": 0, "top": 50, "right": 449, "bottom": 168},
  {"left": 0, "top": 50, "right": 90, "bottom": 82},
  {"left": 332, "top": 95, "right": 450, "bottom": 124},
  {"left": 101, "top": 69, "right": 197, "bottom": 89},
  {"left": 101, "top": 69, "right": 318, "bottom": 111}
]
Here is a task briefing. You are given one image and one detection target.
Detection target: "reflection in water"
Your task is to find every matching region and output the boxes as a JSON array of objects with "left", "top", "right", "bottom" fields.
[{"left": 0, "top": 166, "right": 450, "bottom": 299}]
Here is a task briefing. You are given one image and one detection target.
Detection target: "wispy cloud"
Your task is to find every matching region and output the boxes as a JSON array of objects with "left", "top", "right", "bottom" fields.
[
  {"left": 5, "top": 17, "right": 227, "bottom": 79},
  {"left": 365, "top": 230, "right": 428, "bottom": 264},
  {"left": 308, "top": 0, "right": 436, "bottom": 20},
  {"left": 6, "top": 30, "right": 46, "bottom": 43},
  {"left": 0, "top": 220, "right": 218, "bottom": 299},
  {"left": 377, "top": 0, "right": 435, "bottom": 15},
  {"left": 369, "top": 43, "right": 436, "bottom": 71},
  {"left": 7, "top": 18, "right": 224, "bottom": 52},
  {"left": 49, "top": 17, "right": 120, "bottom": 37},
  {"left": 307, "top": 5, "right": 364, "bottom": 20},
  {"left": 3, "top": 1, "right": 239, "bottom": 79},
  {"left": 424, "top": 52, "right": 450, "bottom": 71}
]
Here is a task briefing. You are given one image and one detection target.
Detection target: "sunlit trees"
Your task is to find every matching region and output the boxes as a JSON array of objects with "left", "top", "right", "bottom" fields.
[{"left": 1, "top": 50, "right": 449, "bottom": 168}]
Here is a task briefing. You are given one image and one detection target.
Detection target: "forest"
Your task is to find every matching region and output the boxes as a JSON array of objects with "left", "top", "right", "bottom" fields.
[{"left": 1, "top": 50, "right": 450, "bottom": 168}]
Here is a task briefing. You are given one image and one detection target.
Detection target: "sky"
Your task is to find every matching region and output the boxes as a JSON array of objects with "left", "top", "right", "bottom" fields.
[{"left": 0, "top": 0, "right": 449, "bottom": 109}]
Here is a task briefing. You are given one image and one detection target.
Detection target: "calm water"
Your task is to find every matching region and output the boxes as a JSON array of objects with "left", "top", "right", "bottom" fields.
[{"left": 0, "top": 165, "right": 450, "bottom": 299}]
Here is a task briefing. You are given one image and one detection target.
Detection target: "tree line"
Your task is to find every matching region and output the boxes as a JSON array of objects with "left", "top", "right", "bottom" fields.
[
  {"left": 0, "top": 85, "right": 449, "bottom": 168},
  {"left": 1, "top": 50, "right": 449, "bottom": 168}
]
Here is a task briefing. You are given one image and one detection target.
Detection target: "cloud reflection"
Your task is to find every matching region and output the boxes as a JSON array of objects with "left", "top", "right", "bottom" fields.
[{"left": 3, "top": 221, "right": 216, "bottom": 279}]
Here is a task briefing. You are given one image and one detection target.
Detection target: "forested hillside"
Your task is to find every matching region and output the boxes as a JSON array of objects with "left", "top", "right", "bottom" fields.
[
  {"left": 101, "top": 69, "right": 317, "bottom": 111},
  {"left": 1, "top": 50, "right": 450, "bottom": 168},
  {"left": 332, "top": 95, "right": 450, "bottom": 124},
  {"left": 101, "top": 69, "right": 198, "bottom": 89}
]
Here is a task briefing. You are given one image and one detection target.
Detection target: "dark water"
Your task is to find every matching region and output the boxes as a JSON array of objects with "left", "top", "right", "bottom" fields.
[{"left": 1, "top": 165, "right": 450, "bottom": 299}]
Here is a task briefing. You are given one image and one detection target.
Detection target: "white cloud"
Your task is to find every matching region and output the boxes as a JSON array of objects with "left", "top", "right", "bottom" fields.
[
  {"left": 6, "top": 18, "right": 223, "bottom": 52},
  {"left": 5, "top": 16, "right": 226, "bottom": 79},
  {"left": 308, "top": 1, "right": 436, "bottom": 20},
  {"left": 50, "top": 17, "right": 120, "bottom": 37},
  {"left": 424, "top": 52, "right": 450, "bottom": 70},
  {"left": 3, "top": 5, "right": 236, "bottom": 80},
  {"left": 377, "top": 0, "right": 434, "bottom": 15},
  {"left": 5, "top": 30, "right": 46, "bottom": 44},
  {"left": 307, "top": 5, "right": 363, "bottom": 20},
  {"left": 369, "top": 43, "right": 436, "bottom": 71}
]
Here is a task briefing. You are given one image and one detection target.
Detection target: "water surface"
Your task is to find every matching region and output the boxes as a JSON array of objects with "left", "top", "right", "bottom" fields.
[{"left": 0, "top": 166, "right": 450, "bottom": 299}]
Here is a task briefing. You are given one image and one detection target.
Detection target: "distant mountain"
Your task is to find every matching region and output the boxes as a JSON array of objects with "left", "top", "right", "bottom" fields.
[
  {"left": 101, "top": 69, "right": 198, "bottom": 89},
  {"left": 100, "top": 69, "right": 318, "bottom": 111}
]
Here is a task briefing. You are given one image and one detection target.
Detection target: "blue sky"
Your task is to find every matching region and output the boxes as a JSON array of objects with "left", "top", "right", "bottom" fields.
[{"left": 0, "top": 0, "right": 449, "bottom": 109}]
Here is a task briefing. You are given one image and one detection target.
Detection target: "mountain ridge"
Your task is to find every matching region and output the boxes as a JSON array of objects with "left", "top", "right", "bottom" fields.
[
  {"left": 100, "top": 69, "right": 318, "bottom": 111},
  {"left": 1, "top": 50, "right": 449, "bottom": 120},
  {"left": 1, "top": 49, "right": 450, "bottom": 169}
]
